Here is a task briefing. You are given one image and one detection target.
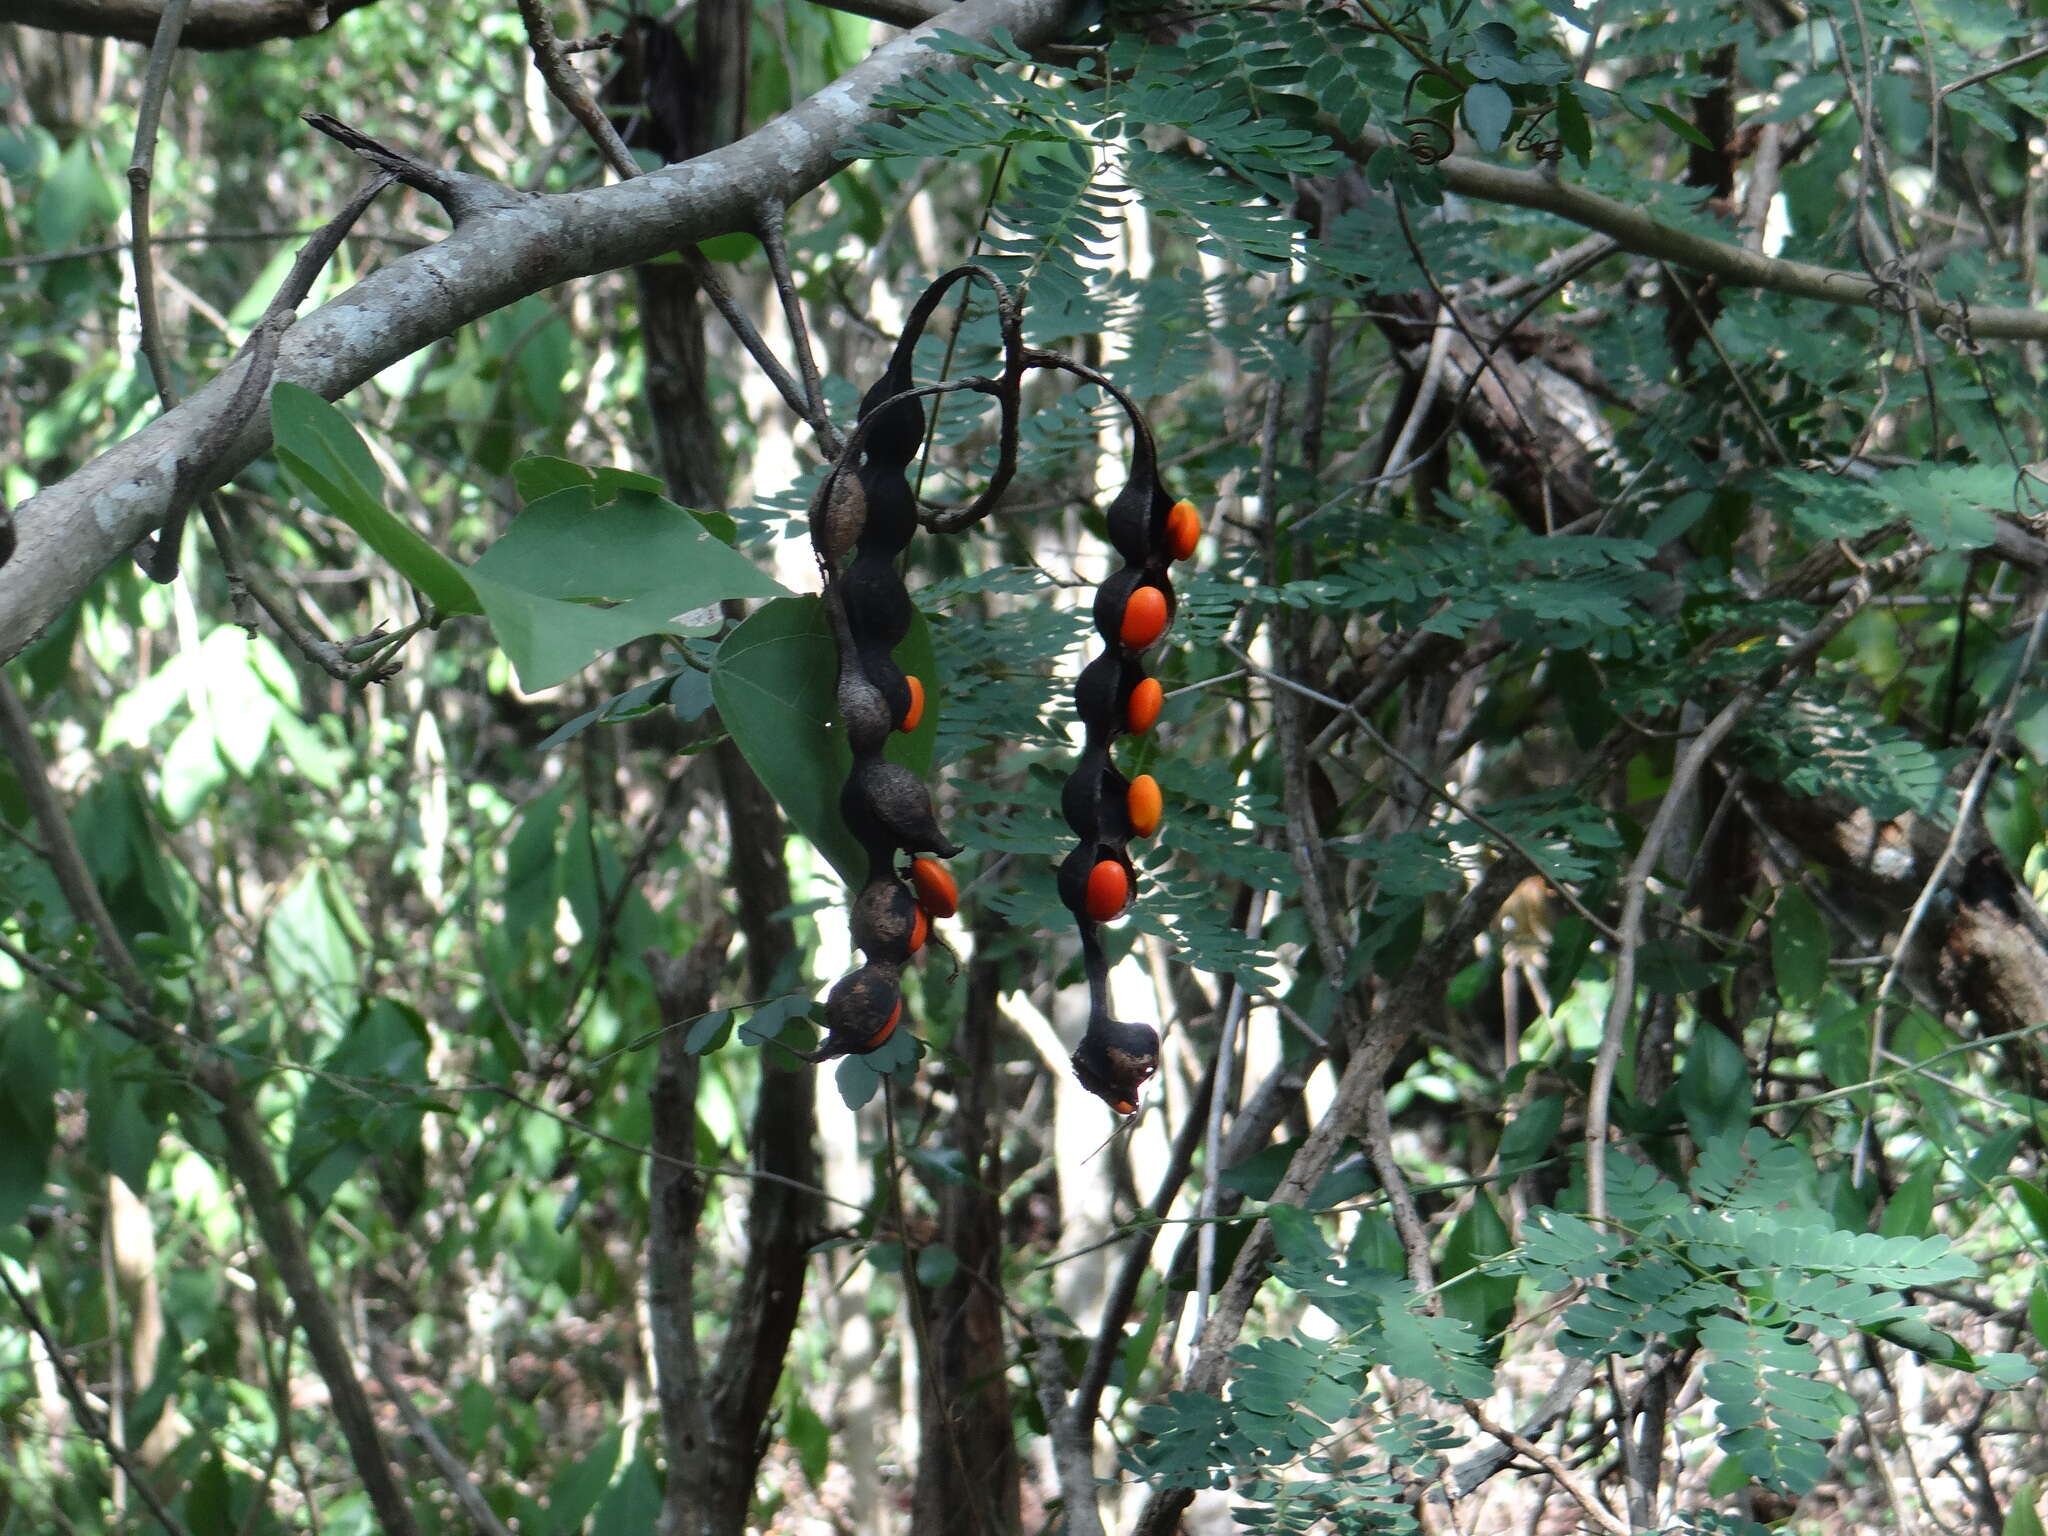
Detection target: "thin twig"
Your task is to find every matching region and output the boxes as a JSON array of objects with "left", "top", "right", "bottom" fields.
[
  {"left": 1068, "top": 1051, "right": 1220, "bottom": 1429},
  {"left": 127, "top": 0, "right": 194, "bottom": 414},
  {"left": 0, "top": 678, "right": 158, "bottom": 1022},
  {"left": 0, "top": 1268, "right": 196, "bottom": 1536},
  {"left": 1226, "top": 641, "right": 1622, "bottom": 944},
  {"left": 755, "top": 201, "right": 837, "bottom": 449},
  {"left": 1584, "top": 537, "right": 1931, "bottom": 1225},
  {"left": 1194, "top": 882, "right": 1266, "bottom": 1337},
  {"left": 513, "top": 0, "right": 641, "bottom": 181},
  {"left": 1463, "top": 1398, "right": 1630, "bottom": 1536},
  {"left": 1854, "top": 572, "right": 2048, "bottom": 1176},
  {"left": 367, "top": 1338, "right": 515, "bottom": 1536},
  {"left": 678, "top": 248, "right": 829, "bottom": 437},
  {"left": 1936, "top": 35, "right": 2048, "bottom": 100}
]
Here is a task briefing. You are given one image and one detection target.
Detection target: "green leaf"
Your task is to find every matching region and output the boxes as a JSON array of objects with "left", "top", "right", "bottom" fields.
[
  {"left": 917, "top": 1242, "right": 959, "bottom": 1289},
  {"left": 589, "top": 1451, "right": 662, "bottom": 1531},
  {"left": 1463, "top": 83, "right": 1512, "bottom": 152},
  {"left": 469, "top": 486, "right": 786, "bottom": 690},
  {"left": 786, "top": 1395, "right": 832, "bottom": 1490},
  {"left": 2004, "top": 1482, "right": 2046, "bottom": 1536},
  {"left": 1678, "top": 1025, "right": 1755, "bottom": 1148},
  {"left": 739, "top": 993, "right": 814, "bottom": 1044},
  {"left": 546, "top": 1425, "right": 622, "bottom": 1531},
  {"left": 1771, "top": 886, "right": 1829, "bottom": 1009},
  {"left": 511, "top": 455, "right": 593, "bottom": 501},
  {"left": 710, "top": 596, "right": 938, "bottom": 890},
  {"left": 1871, "top": 1314, "right": 1970, "bottom": 1368},
  {"left": 2008, "top": 1177, "right": 2048, "bottom": 1248},
  {"left": 1555, "top": 87, "right": 1593, "bottom": 164},
  {"left": 1497, "top": 1095, "right": 1565, "bottom": 1176},
  {"left": 1440, "top": 1194, "right": 1517, "bottom": 1341},
  {"left": 270, "top": 382, "right": 482, "bottom": 616},
  {"left": 1266, "top": 1202, "right": 1332, "bottom": 1264},
  {"left": 682, "top": 1008, "right": 732, "bottom": 1054},
  {"left": 0, "top": 1090, "right": 52, "bottom": 1229},
  {"left": 284, "top": 1000, "right": 430, "bottom": 1214},
  {"left": 1879, "top": 1163, "right": 1936, "bottom": 1239},
  {"left": 2028, "top": 1282, "right": 2048, "bottom": 1351},
  {"left": 1648, "top": 101, "right": 1715, "bottom": 148}
]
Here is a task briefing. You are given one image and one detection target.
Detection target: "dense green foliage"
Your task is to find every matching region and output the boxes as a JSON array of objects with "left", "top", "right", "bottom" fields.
[{"left": 4, "top": 0, "right": 2048, "bottom": 1530}]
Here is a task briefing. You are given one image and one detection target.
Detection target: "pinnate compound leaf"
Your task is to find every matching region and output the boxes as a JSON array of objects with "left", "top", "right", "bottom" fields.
[{"left": 1701, "top": 1313, "right": 1841, "bottom": 1493}]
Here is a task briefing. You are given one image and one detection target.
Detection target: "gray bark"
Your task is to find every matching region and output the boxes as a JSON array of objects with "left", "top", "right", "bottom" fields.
[{"left": 0, "top": 0, "right": 1069, "bottom": 662}]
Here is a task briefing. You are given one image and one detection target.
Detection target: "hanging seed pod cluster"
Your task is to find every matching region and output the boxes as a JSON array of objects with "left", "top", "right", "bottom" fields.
[
  {"left": 1060, "top": 418, "right": 1199, "bottom": 1115},
  {"left": 804, "top": 265, "right": 1195, "bottom": 1116},
  {"left": 802, "top": 308, "right": 961, "bottom": 1062}
]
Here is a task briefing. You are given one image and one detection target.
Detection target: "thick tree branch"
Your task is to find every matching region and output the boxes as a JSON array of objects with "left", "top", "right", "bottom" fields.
[
  {"left": 0, "top": 0, "right": 1070, "bottom": 662},
  {"left": 1345, "top": 125, "right": 2044, "bottom": 341},
  {"left": 0, "top": 0, "right": 381, "bottom": 47}
]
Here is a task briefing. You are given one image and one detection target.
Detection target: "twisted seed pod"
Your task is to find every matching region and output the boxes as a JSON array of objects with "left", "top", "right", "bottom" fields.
[
  {"left": 803, "top": 274, "right": 1013, "bottom": 1062},
  {"left": 1055, "top": 399, "right": 1196, "bottom": 1115},
  {"left": 801, "top": 265, "right": 1194, "bottom": 1108}
]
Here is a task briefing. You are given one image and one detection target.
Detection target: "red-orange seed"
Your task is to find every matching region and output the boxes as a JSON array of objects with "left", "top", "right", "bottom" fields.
[
  {"left": 910, "top": 857, "right": 958, "bottom": 919},
  {"left": 899, "top": 674, "right": 925, "bottom": 733},
  {"left": 1120, "top": 585, "right": 1169, "bottom": 649},
  {"left": 1126, "top": 678, "right": 1164, "bottom": 734},
  {"left": 1166, "top": 500, "right": 1200, "bottom": 561},
  {"left": 1130, "top": 684, "right": 1163, "bottom": 737},
  {"left": 1085, "top": 860, "right": 1131, "bottom": 922},
  {"left": 867, "top": 999, "right": 903, "bottom": 1049},
  {"left": 1127, "top": 774, "right": 1163, "bottom": 838},
  {"left": 909, "top": 905, "right": 930, "bottom": 954}
]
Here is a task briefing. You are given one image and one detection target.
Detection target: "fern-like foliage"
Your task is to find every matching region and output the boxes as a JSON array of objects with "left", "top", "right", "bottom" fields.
[
  {"left": 1126, "top": 1207, "right": 1483, "bottom": 1530},
  {"left": 1740, "top": 689, "right": 1958, "bottom": 821},
  {"left": 1513, "top": 1140, "right": 2032, "bottom": 1493},
  {"left": 1272, "top": 510, "right": 1661, "bottom": 653}
]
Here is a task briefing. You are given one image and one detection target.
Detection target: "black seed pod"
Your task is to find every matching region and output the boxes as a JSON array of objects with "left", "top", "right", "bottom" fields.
[
  {"left": 809, "top": 961, "right": 904, "bottom": 1061},
  {"left": 860, "top": 379, "right": 925, "bottom": 470},
  {"left": 1059, "top": 400, "right": 1186, "bottom": 1116},
  {"left": 850, "top": 759, "right": 962, "bottom": 858},
  {"left": 1071, "top": 1017, "right": 1163, "bottom": 1114},
  {"left": 809, "top": 282, "right": 988, "bottom": 1085},
  {"left": 837, "top": 665, "right": 893, "bottom": 757},
  {"left": 1073, "top": 652, "right": 1128, "bottom": 735},
  {"left": 814, "top": 471, "right": 868, "bottom": 563},
  {"left": 841, "top": 557, "right": 914, "bottom": 649},
  {"left": 854, "top": 638, "right": 911, "bottom": 725},
  {"left": 850, "top": 879, "right": 923, "bottom": 963},
  {"left": 853, "top": 464, "right": 918, "bottom": 553}
]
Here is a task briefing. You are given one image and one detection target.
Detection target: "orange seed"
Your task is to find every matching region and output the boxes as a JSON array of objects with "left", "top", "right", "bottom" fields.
[
  {"left": 1127, "top": 774, "right": 1163, "bottom": 838},
  {"left": 1126, "top": 678, "right": 1164, "bottom": 734},
  {"left": 1085, "top": 860, "right": 1131, "bottom": 922},
  {"left": 910, "top": 857, "right": 958, "bottom": 920},
  {"left": 1120, "top": 585, "right": 1169, "bottom": 649},
  {"left": 899, "top": 674, "right": 925, "bottom": 733},
  {"left": 1166, "top": 500, "right": 1200, "bottom": 561},
  {"left": 867, "top": 999, "right": 903, "bottom": 1049}
]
